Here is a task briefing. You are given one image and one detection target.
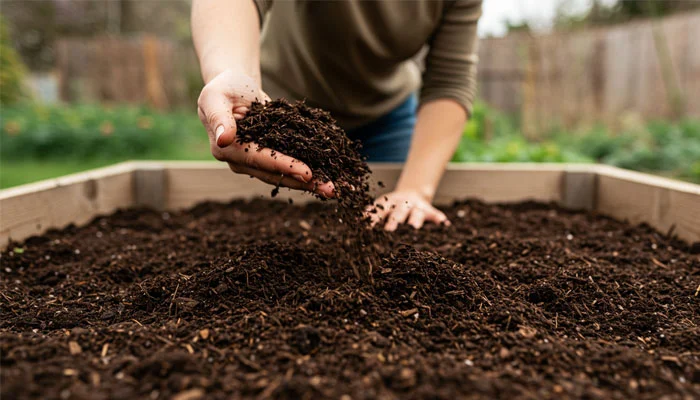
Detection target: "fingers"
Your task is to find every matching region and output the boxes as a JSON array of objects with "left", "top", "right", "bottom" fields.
[
  {"left": 230, "top": 164, "right": 334, "bottom": 198},
  {"left": 231, "top": 164, "right": 312, "bottom": 191},
  {"left": 313, "top": 181, "right": 336, "bottom": 198},
  {"left": 197, "top": 88, "right": 238, "bottom": 148},
  {"left": 367, "top": 206, "right": 384, "bottom": 227},
  {"left": 218, "top": 141, "right": 336, "bottom": 196},
  {"left": 233, "top": 106, "right": 248, "bottom": 120},
  {"left": 384, "top": 202, "right": 411, "bottom": 232},
  {"left": 366, "top": 198, "right": 389, "bottom": 227},
  {"left": 407, "top": 208, "right": 426, "bottom": 230},
  {"left": 241, "top": 146, "right": 314, "bottom": 183},
  {"left": 366, "top": 195, "right": 450, "bottom": 231},
  {"left": 424, "top": 207, "right": 450, "bottom": 227},
  {"left": 385, "top": 205, "right": 448, "bottom": 231}
]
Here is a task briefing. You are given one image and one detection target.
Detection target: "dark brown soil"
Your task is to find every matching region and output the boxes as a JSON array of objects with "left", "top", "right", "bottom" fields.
[
  {"left": 235, "top": 99, "right": 381, "bottom": 281},
  {"left": 236, "top": 99, "right": 373, "bottom": 212},
  {"left": 1, "top": 198, "right": 698, "bottom": 399}
]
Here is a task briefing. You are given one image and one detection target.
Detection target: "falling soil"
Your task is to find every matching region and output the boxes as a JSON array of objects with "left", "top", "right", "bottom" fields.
[
  {"left": 235, "top": 99, "right": 382, "bottom": 279},
  {"left": 2, "top": 199, "right": 699, "bottom": 399}
]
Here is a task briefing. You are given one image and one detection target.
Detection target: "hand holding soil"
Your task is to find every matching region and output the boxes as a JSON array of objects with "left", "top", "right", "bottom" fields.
[
  {"left": 236, "top": 99, "right": 372, "bottom": 206},
  {"left": 196, "top": 71, "right": 333, "bottom": 197}
]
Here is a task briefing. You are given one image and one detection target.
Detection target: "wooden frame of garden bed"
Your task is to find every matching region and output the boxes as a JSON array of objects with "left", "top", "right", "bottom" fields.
[{"left": 2, "top": 161, "right": 699, "bottom": 248}]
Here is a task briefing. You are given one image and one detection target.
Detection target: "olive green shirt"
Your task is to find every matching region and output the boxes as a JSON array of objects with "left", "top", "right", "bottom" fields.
[{"left": 254, "top": 0, "right": 481, "bottom": 128}]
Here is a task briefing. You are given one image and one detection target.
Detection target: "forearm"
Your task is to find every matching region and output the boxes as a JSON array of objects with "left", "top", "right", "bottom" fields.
[
  {"left": 191, "top": 0, "right": 261, "bottom": 84},
  {"left": 395, "top": 99, "right": 467, "bottom": 200}
]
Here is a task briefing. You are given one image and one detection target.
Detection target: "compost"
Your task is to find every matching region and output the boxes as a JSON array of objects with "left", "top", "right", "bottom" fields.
[
  {"left": 1, "top": 198, "right": 699, "bottom": 399},
  {"left": 236, "top": 98, "right": 381, "bottom": 279},
  {"left": 236, "top": 99, "right": 373, "bottom": 212}
]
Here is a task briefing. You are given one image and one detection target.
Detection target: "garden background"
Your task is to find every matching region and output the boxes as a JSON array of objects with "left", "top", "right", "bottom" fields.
[{"left": 1, "top": 0, "right": 699, "bottom": 188}]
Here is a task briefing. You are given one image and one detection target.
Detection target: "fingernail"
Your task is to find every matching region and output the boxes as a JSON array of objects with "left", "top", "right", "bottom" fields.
[
  {"left": 293, "top": 174, "right": 309, "bottom": 183},
  {"left": 215, "top": 125, "right": 225, "bottom": 144}
]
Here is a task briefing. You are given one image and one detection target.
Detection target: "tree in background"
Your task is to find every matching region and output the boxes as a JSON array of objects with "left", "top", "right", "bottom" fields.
[
  {"left": 0, "top": 16, "right": 27, "bottom": 106},
  {"left": 556, "top": 0, "right": 700, "bottom": 29}
]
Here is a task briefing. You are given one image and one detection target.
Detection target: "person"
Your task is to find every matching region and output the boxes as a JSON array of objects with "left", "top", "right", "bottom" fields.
[{"left": 192, "top": 0, "right": 481, "bottom": 231}]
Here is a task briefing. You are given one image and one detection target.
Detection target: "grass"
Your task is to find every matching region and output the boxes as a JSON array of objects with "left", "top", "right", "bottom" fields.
[{"left": 0, "top": 103, "right": 212, "bottom": 188}]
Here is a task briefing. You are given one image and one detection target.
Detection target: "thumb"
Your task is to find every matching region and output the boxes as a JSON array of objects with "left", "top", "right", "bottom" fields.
[
  {"left": 214, "top": 122, "right": 236, "bottom": 148},
  {"left": 198, "top": 90, "right": 238, "bottom": 148}
]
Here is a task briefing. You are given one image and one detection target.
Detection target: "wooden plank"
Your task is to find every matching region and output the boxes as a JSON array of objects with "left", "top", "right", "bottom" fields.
[
  {"left": 476, "top": 10, "right": 700, "bottom": 129},
  {"left": 161, "top": 161, "right": 319, "bottom": 210},
  {"left": 374, "top": 164, "right": 573, "bottom": 205},
  {"left": 160, "top": 162, "right": 597, "bottom": 209},
  {"left": 595, "top": 166, "right": 700, "bottom": 243},
  {"left": 3, "top": 161, "right": 698, "bottom": 248},
  {"left": 0, "top": 163, "right": 135, "bottom": 248}
]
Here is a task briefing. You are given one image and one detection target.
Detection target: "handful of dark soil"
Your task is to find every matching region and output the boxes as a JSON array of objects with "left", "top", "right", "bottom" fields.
[
  {"left": 236, "top": 99, "right": 385, "bottom": 278},
  {"left": 236, "top": 99, "right": 373, "bottom": 216}
]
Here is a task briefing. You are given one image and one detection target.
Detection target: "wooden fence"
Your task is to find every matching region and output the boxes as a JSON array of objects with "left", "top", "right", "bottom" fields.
[
  {"left": 55, "top": 11, "right": 700, "bottom": 129},
  {"left": 478, "top": 11, "right": 700, "bottom": 135},
  {"left": 56, "top": 35, "right": 200, "bottom": 110}
]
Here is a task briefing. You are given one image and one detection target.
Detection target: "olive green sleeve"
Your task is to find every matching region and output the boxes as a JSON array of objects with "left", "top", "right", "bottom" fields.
[
  {"left": 420, "top": 0, "right": 482, "bottom": 117},
  {"left": 252, "top": 0, "right": 274, "bottom": 27}
]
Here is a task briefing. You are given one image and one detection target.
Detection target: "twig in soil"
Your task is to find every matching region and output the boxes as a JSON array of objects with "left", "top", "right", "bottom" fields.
[
  {"left": 350, "top": 263, "right": 361, "bottom": 280},
  {"left": 695, "top": 284, "right": 700, "bottom": 297},
  {"left": 651, "top": 257, "right": 668, "bottom": 269},
  {"left": 399, "top": 308, "right": 419, "bottom": 317},
  {"left": 257, "top": 377, "right": 282, "bottom": 399},
  {"left": 155, "top": 335, "right": 174, "bottom": 346},
  {"left": 168, "top": 282, "right": 180, "bottom": 315},
  {"left": 234, "top": 353, "right": 262, "bottom": 371},
  {"left": 137, "top": 282, "right": 156, "bottom": 300}
]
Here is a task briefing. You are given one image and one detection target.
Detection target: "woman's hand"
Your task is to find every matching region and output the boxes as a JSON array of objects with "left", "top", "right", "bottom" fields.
[
  {"left": 197, "top": 69, "right": 334, "bottom": 197},
  {"left": 368, "top": 190, "right": 449, "bottom": 231}
]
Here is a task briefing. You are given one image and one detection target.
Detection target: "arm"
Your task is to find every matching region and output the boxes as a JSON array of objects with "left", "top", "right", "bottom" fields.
[
  {"left": 397, "top": 100, "right": 467, "bottom": 202},
  {"left": 191, "top": 0, "right": 333, "bottom": 196},
  {"left": 192, "top": 0, "right": 261, "bottom": 85},
  {"left": 371, "top": 100, "right": 466, "bottom": 230},
  {"left": 371, "top": 0, "right": 481, "bottom": 230}
]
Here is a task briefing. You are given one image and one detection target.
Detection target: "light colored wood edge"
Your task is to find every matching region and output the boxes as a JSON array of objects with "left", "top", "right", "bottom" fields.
[
  {"left": 593, "top": 165, "right": 700, "bottom": 195},
  {"left": 156, "top": 162, "right": 600, "bottom": 210},
  {"left": 135, "top": 160, "right": 599, "bottom": 173},
  {"left": 0, "top": 162, "right": 137, "bottom": 248},
  {"left": 593, "top": 165, "right": 700, "bottom": 243},
  {"left": 0, "top": 162, "right": 137, "bottom": 200},
  {"left": 3, "top": 161, "right": 698, "bottom": 247},
  {"left": 155, "top": 161, "right": 699, "bottom": 243}
]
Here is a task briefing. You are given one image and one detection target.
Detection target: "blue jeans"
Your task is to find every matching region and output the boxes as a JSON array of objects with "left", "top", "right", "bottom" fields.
[{"left": 346, "top": 94, "right": 417, "bottom": 162}]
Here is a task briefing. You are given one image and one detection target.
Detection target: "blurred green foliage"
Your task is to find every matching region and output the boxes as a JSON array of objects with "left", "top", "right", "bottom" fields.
[
  {"left": 0, "top": 16, "right": 28, "bottom": 106},
  {"left": 453, "top": 101, "right": 700, "bottom": 183},
  {"left": 555, "top": 0, "right": 700, "bottom": 30},
  {"left": 1, "top": 101, "right": 698, "bottom": 188},
  {"left": 0, "top": 103, "right": 209, "bottom": 162}
]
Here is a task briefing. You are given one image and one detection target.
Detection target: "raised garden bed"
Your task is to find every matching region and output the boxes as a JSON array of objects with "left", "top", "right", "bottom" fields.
[{"left": 1, "top": 162, "right": 699, "bottom": 399}]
